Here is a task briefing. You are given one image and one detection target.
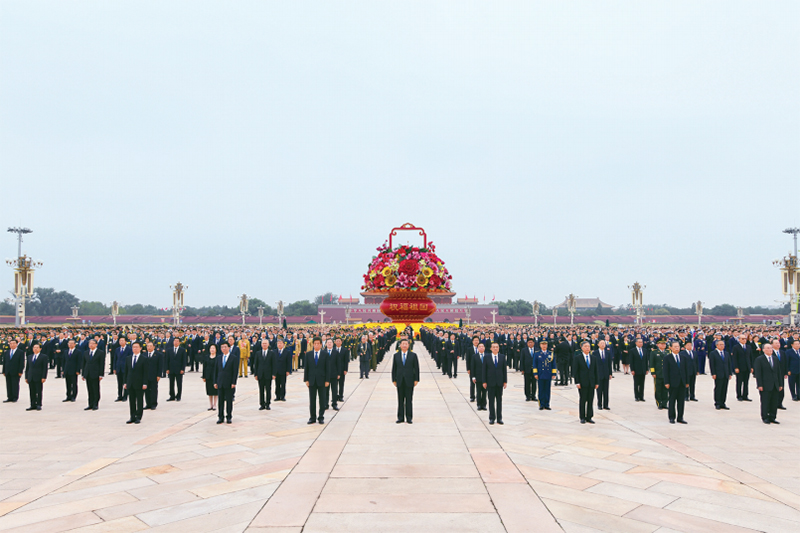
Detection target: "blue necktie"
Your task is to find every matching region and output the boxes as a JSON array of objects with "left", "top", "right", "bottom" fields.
[
  {"left": 402, "top": 353, "right": 406, "bottom": 366},
  {"left": 223, "top": 355, "right": 227, "bottom": 368},
  {"left": 315, "top": 352, "right": 319, "bottom": 364}
]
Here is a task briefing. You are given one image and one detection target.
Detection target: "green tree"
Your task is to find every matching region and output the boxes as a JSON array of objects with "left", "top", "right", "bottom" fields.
[
  {"left": 497, "top": 299, "right": 533, "bottom": 316},
  {"left": 286, "top": 300, "right": 317, "bottom": 316},
  {"left": 80, "top": 301, "right": 111, "bottom": 315},
  {"left": 315, "top": 292, "right": 339, "bottom": 305},
  {"left": 248, "top": 298, "right": 276, "bottom": 315},
  {"left": 0, "top": 301, "right": 14, "bottom": 315},
  {"left": 709, "top": 304, "right": 737, "bottom": 316},
  {"left": 26, "top": 287, "right": 80, "bottom": 315}
]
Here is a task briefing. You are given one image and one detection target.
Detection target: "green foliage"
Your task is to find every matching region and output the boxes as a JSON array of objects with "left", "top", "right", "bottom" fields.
[
  {"left": 0, "top": 301, "right": 14, "bottom": 314},
  {"left": 285, "top": 300, "right": 317, "bottom": 316},
  {"left": 26, "top": 288, "right": 80, "bottom": 316},
  {"left": 314, "top": 292, "right": 338, "bottom": 305},
  {"left": 248, "top": 298, "right": 276, "bottom": 315},
  {"left": 120, "top": 304, "right": 167, "bottom": 315},
  {"left": 80, "top": 301, "right": 110, "bottom": 315},
  {"left": 497, "top": 299, "right": 533, "bottom": 316}
]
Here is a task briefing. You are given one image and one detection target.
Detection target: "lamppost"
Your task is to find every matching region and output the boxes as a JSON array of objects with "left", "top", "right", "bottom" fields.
[
  {"left": 695, "top": 300, "right": 703, "bottom": 326},
  {"left": 736, "top": 306, "right": 744, "bottom": 324},
  {"left": 170, "top": 282, "right": 187, "bottom": 327},
  {"left": 6, "top": 227, "right": 41, "bottom": 327},
  {"left": 566, "top": 294, "right": 577, "bottom": 326},
  {"left": 464, "top": 305, "right": 471, "bottom": 326},
  {"left": 531, "top": 300, "right": 540, "bottom": 327},
  {"left": 111, "top": 301, "right": 119, "bottom": 327},
  {"left": 257, "top": 305, "right": 265, "bottom": 327},
  {"left": 553, "top": 308, "right": 558, "bottom": 325},
  {"left": 490, "top": 310, "right": 497, "bottom": 325},
  {"left": 71, "top": 305, "right": 80, "bottom": 321},
  {"left": 345, "top": 306, "right": 352, "bottom": 325},
  {"left": 629, "top": 282, "right": 645, "bottom": 326},
  {"left": 239, "top": 293, "right": 249, "bottom": 325},
  {"left": 775, "top": 227, "right": 800, "bottom": 327},
  {"left": 319, "top": 309, "right": 326, "bottom": 326},
  {"left": 276, "top": 300, "right": 285, "bottom": 326}
]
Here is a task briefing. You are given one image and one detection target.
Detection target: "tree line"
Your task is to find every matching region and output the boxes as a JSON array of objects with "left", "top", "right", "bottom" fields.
[{"left": 495, "top": 299, "right": 791, "bottom": 317}]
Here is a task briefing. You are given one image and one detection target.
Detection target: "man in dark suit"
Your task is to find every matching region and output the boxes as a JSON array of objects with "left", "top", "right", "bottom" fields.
[
  {"left": 594, "top": 340, "right": 613, "bottom": 410},
  {"left": 272, "top": 338, "right": 290, "bottom": 401},
  {"left": 334, "top": 336, "right": 349, "bottom": 403},
  {"left": 254, "top": 340, "right": 273, "bottom": 410},
  {"left": 754, "top": 343, "right": 784, "bottom": 424},
  {"left": 2, "top": 339, "right": 24, "bottom": 403},
  {"left": 165, "top": 337, "right": 186, "bottom": 401},
  {"left": 787, "top": 339, "right": 800, "bottom": 401},
  {"left": 25, "top": 342, "right": 48, "bottom": 410},
  {"left": 113, "top": 336, "right": 132, "bottom": 402},
  {"left": 466, "top": 336, "right": 481, "bottom": 401},
  {"left": 82, "top": 339, "right": 105, "bottom": 410},
  {"left": 521, "top": 339, "right": 537, "bottom": 402},
  {"left": 124, "top": 342, "right": 148, "bottom": 424},
  {"left": 304, "top": 337, "right": 330, "bottom": 424},
  {"left": 215, "top": 342, "right": 239, "bottom": 423},
  {"left": 573, "top": 341, "right": 599, "bottom": 423},
  {"left": 392, "top": 338, "right": 419, "bottom": 424},
  {"left": 770, "top": 339, "right": 789, "bottom": 410},
  {"left": 732, "top": 333, "right": 752, "bottom": 402},
  {"left": 630, "top": 338, "right": 648, "bottom": 402},
  {"left": 63, "top": 338, "right": 82, "bottom": 402},
  {"left": 358, "top": 335, "right": 372, "bottom": 379},
  {"left": 709, "top": 339, "right": 732, "bottom": 410},
  {"left": 471, "top": 341, "right": 488, "bottom": 411},
  {"left": 323, "top": 339, "right": 340, "bottom": 410},
  {"left": 680, "top": 341, "right": 699, "bottom": 401},
  {"left": 482, "top": 342, "right": 507, "bottom": 425},
  {"left": 663, "top": 341, "right": 690, "bottom": 424},
  {"left": 143, "top": 340, "right": 162, "bottom": 410}
]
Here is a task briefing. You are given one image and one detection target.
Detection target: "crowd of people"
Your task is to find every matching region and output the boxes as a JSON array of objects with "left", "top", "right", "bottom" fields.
[{"left": 2, "top": 323, "right": 798, "bottom": 428}]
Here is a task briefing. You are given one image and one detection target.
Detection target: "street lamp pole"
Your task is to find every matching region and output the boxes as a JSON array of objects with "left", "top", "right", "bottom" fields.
[
  {"left": 257, "top": 306, "right": 264, "bottom": 327},
  {"left": 7, "top": 227, "right": 40, "bottom": 327},
  {"left": 782, "top": 228, "right": 799, "bottom": 327}
]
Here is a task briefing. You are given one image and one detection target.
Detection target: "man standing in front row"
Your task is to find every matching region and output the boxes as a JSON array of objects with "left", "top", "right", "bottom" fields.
[
  {"left": 534, "top": 339, "right": 556, "bottom": 410},
  {"left": 709, "top": 339, "right": 732, "bottom": 410},
  {"left": 662, "top": 340, "right": 689, "bottom": 424},
  {"left": 305, "top": 337, "right": 330, "bottom": 425},
  {"left": 3, "top": 339, "right": 24, "bottom": 403},
  {"left": 573, "top": 341, "right": 599, "bottom": 424},
  {"left": 392, "top": 338, "right": 419, "bottom": 424},
  {"left": 215, "top": 342, "right": 239, "bottom": 424},
  {"left": 483, "top": 342, "right": 507, "bottom": 425},
  {"left": 124, "top": 341, "right": 148, "bottom": 424},
  {"left": 26, "top": 342, "right": 48, "bottom": 411},
  {"left": 754, "top": 343, "right": 783, "bottom": 424}
]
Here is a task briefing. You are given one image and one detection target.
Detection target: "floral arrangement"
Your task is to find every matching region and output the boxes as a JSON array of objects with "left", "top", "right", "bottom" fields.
[{"left": 362, "top": 242, "right": 453, "bottom": 292}]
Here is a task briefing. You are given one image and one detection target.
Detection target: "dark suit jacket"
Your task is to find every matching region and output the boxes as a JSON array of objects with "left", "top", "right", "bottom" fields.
[
  {"left": 2, "top": 349, "right": 25, "bottom": 376},
  {"left": 144, "top": 351, "right": 163, "bottom": 380},
  {"left": 662, "top": 352, "right": 690, "bottom": 388},
  {"left": 592, "top": 349, "right": 613, "bottom": 380},
  {"left": 272, "top": 348, "right": 289, "bottom": 376},
  {"left": 25, "top": 353, "right": 48, "bottom": 381},
  {"left": 165, "top": 346, "right": 186, "bottom": 374},
  {"left": 709, "top": 349, "right": 732, "bottom": 377},
  {"left": 482, "top": 353, "right": 507, "bottom": 387},
  {"left": 333, "top": 347, "right": 349, "bottom": 376},
  {"left": 82, "top": 349, "right": 106, "bottom": 379},
  {"left": 357, "top": 342, "right": 372, "bottom": 361},
  {"left": 392, "top": 350, "right": 419, "bottom": 387},
  {"left": 114, "top": 345, "right": 132, "bottom": 373},
  {"left": 125, "top": 353, "right": 148, "bottom": 389},
  {"left": 472, "top": 351, "right": 487, "bottom": 383},
  {"left": 64, "top": 348, "right": 83, "bottom": 375},
  {"left": 253, "top": 349, "right": 273, "bottom": 379},
  {"left": 732, "top": 343, "right": 750, "bottom": 373},
  {"left": 572, "top": 352, "right": 600, "bottom": 388},
  {"left": 521, "top": 347, "right": 536, "bottom": 373},
  {"left": 215, "top": 352, "right": 240, "bottom": 388},
  {"left": 680, "top": 350, "right": 698, "bottom": 376},
  {"left": 304, "top": 349, "right": 330, "bottom": 387},
  {"left": 754, "top": 354, "right": 783, "bottom": 391},
  {"left": 630, "top": 346, "right": 648, "bottom": 375}
]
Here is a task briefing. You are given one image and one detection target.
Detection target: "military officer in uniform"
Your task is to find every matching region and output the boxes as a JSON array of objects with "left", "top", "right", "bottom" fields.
[
  {"left": 649, "top": 338, "right": 668, "bottom": 409},
  {"left": 534, "top": 339, "right": 556, "bottom": 410}
]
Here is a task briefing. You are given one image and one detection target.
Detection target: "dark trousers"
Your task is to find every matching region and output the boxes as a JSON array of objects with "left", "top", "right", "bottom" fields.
[
  {"left": 667, "top": 385, "right": 685, "bottom": 421},
  {"left": 759, "top": 388, "right": 779, "bottom": 421},
  {"left": 218, "top": 386, "right": 235, "bottom": 420},
  {"left": 359, "top": 357, "right": 370, "bottom": 378},
  {"left": 146, "top": 379, "right": 159, "bottom": 407},
  {"left": 65, "top": 374, "right": 78, "bottom": 400},
  {"left": 736, "top": 372, "right": 750, "bottom": 399},
  {"left": 654, "top": 377, "right": 666, "bottom": 407},
  {"left": 451, "top": 356, "right": 458, "bottom": 377},
  {"left": 308, "top": 384, "right": 326, "bottom": 420},
  {"left": 470, "top": 377, "right": 476, "bottom": 400},
  {"left": 557, "top": 358, "right": 569, "bottom": 385},
  {"left": 5, "top": 374, "right": 20, "bottom": 401},
  {"left": 597, "top": 378, "right": 609, "bottom": 409},
  {"left": 538, "top": 379, "right": 551, "bottom": 408},
  {"left": 116, "top": 372, "right": 127, "bottom": 400},
  {"left": 633, "top": 374, "right": 645, "bottom": 401},
  {"left": 578, "top": 386, "right": 595, "bottom": 421},
  {"left": 258, "top": 377, "right": 272, "bottom": 408},
  {"left": 487, "top": 385, "right": 503, "bottom": 422},
  {"left": 86, "top": 378, "right": 100, "bottom": 408},
  {"left": 338, "top": 374, "right": 346, "bottom": 401},
  {"left": 128, "top": 387, "right": 144, "bottom": 420},
  {"left": 396, "top": 383, "right": 414, "bottom": 421},
  {"left": 523, "top": 372, "right": 534, "bottom": 400},
  {"left": 475, "top": 380, "right": 487, "bottom": 408},
  {"left": 29, "top": 380, "right": 43, "bottom": 408},
  {"left": 169, "top": 373, "right": 183, "bottom": 400},
  {"left": 274, "top": 374, "right": 286, "bottom": 400},
  {"left": 56, "top": 360, "right": 63, "bottom": 378},
  {"left": 328, "top": 377, "right": 339, "bottom": 408},
  {"left": 714, "top": 376, "right": 729, "bottom": 407},
  {"left": 687, "top": 374, "right": 697, "bottom": 400},
  {"left": 789, "top": 374, "right": 799, "bottom": 400}
]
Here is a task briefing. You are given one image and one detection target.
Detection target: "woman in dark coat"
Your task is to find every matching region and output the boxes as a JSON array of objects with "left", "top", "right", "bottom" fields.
[{"left": 202, "top": 344, "right": 218, "bottom": 411}]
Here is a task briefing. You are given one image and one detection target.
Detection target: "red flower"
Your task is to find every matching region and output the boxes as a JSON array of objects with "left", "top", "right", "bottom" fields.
[
  {"left": 428, "top": 274, "right": 442, "bottom": 288},
  {"left": 398, "top": 259, "right": 418, "bottom": 277},
  {"left": 374, "top": 274, "right": 385, "bottom": 287}
]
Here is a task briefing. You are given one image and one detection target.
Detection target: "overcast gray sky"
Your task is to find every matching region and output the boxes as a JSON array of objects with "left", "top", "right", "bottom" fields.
[{"left": 1, "top": 1, "right": 798, "bottom": 310}]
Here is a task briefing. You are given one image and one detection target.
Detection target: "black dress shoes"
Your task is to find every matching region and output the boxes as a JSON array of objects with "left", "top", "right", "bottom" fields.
[
  {"left": 396, "top": 419, "right": 404, "bottom": 424},
  {"left": 307, "top": 418, "right": 315, "bottom": 424},
  {"left": 126, "top": 419, "right": 135, "bottom": 424},
  {"left": 217, "top": 419, "right": 224, "bottom": 424}
]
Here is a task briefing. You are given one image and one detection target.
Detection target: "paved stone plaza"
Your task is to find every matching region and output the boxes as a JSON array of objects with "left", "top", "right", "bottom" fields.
[{"left": 1, "top": 343, "right": 798, "bottom": 532}]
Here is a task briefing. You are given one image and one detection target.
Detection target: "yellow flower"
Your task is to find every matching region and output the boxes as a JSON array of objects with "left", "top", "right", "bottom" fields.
[
  {"left": 381, "top": 266, "right": 392, "bottom": 277},
  {"left": 422, "top": 267, "right": 433, "bottom": 278},
  {"left": 385, "top": 274, "right": 397, "bottom": 287},
  {"left": 370, "top": 270, "right": 377, "bottom": 279},
  {"left": 416, "top": 273, "right": 428, "bottom": 286}
]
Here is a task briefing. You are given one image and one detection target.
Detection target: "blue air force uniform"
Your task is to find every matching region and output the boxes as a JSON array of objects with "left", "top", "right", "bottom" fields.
[{"left": 534, "top": 350, "right": 557, "bottom": 409}]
